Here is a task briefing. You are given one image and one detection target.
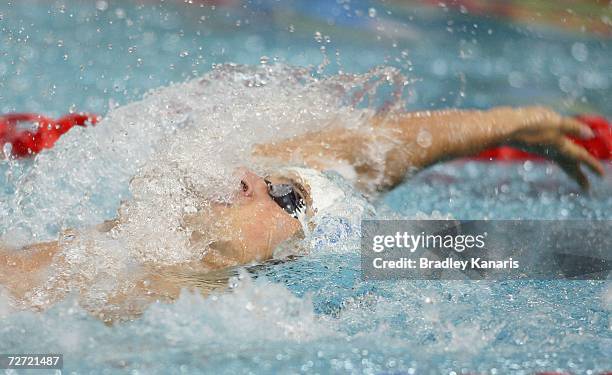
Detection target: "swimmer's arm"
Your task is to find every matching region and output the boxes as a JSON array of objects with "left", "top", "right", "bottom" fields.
[
  {"left": 372, "top": 106, "right": 603, "bottom": 189},
  {"left": 253, "top": 106, "right": 603, "bottom": 191},
  {"left": 0, "top": 219, "right": 120, "bottom": 299},
  {"left": 0, "top": 241, "right": 62, "bottom": 299},
  {"left": 0, "top": 240, "right": 185, "bottom": 321}
]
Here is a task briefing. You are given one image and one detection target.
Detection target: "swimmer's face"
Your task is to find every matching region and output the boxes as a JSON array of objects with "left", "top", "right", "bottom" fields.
[{"left": 203, "top": 168, "right": 303, "bottom": 265}]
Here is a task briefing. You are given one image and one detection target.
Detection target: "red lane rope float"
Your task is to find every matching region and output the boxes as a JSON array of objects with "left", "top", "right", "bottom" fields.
[
  {"left": 573, "top": 115, "right": 612, "bottom": 159},
  {"left": 472, "top": 115, "right": 611, "bottom": 161},
  {"left": 0, "top": 112, "right": 99, "bottom": 158}
]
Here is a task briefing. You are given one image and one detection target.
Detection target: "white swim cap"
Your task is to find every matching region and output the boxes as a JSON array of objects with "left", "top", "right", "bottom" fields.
[{"left": 281, "top": 167, "right": 346, "bottom": 216}]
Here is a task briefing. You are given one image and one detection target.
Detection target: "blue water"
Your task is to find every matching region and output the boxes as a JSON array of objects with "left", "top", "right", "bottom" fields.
[
  {"left": 2, "top": 1, "right": 610, "bottom": 116},
  {"left": 1, "top": 1, "right": 611, "bottom": 374}
]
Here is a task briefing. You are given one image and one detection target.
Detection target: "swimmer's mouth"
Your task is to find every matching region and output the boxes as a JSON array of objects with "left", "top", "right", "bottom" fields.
[{"left": 264, "top": 178, "right": 306, "bottom": 219}]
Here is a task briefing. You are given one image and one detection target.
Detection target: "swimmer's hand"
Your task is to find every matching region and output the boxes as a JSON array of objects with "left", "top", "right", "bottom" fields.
[{"left": 506, "top": 107, "right": 604, "bottom": 190}]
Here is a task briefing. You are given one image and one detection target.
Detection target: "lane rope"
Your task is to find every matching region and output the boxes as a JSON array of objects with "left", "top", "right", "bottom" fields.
[{"left": 0, "top": 112, "right": 99, "bottom": 158}]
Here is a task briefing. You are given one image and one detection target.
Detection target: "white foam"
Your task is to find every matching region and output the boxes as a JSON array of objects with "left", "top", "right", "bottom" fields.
[{"left": 1, "top": 64, "right": 409, "bottom": 306}]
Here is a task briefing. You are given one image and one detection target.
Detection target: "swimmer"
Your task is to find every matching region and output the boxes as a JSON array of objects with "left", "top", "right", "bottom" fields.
[{"left": 0, "top": 105, "right": 604, "bottom": 321}]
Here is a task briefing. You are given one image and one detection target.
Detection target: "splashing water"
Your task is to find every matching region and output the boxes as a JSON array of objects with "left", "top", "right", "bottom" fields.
[
  {"left": 1, "top": 63, "right": 405, "bottom": 240},
  {"left": 1, "top": 64, "right": 406, "bottom": 309}
]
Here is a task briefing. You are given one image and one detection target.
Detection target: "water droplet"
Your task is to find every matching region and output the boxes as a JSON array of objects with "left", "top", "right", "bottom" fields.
[
  {"left": 558, "top": 76, "right": 575, "bottom": 93},
  {"left": 95, "top": 0, "right": 108, "bottom": 11},
  {"left": 115, "top": 8, "right": 126, "bottom": 19},
  {"left": 3, "top": 143, "right": 13, "bottom": 158},
  {"left": 571, "top": 42, "right": 588, "bottom": 62},
  {"left": 508, "top": 71, "right": 525, "bottom": 88},
  {"left": 417, "top": 129, "right": 432, "bottom": 148},
  {"left": 368, "top": 7, "right": 377, "bottom": 18}
]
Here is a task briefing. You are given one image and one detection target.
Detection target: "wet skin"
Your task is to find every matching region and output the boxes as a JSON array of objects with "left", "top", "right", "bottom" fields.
[{"left": 195, "top": 168, "right": 303, "bottom": 267}]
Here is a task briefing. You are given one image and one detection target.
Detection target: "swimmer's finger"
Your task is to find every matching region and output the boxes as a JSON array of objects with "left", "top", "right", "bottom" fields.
[
  {"left": 558, "top": 137, "right": 604, "bottom": 177},
  {"left": 558, "top": 160, "right": 589, "bottom": 190},
  {"left": 559, "top": 117, "right": 594, "bottom": 139}
]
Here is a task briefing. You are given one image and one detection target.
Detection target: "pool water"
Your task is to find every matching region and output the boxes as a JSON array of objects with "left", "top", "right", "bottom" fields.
[{"left": 1, "top": 1, "right": 611, "bottom": 374}]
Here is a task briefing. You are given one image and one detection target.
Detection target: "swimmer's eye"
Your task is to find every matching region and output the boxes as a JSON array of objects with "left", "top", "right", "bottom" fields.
[{"left": 264, "top": 178, "right": 306, "bottom": 219}]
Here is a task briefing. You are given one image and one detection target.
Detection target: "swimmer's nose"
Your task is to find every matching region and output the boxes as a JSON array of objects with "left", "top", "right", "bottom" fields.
[{"left": 236, "top": 168, "right": 268, "bottom": 197}]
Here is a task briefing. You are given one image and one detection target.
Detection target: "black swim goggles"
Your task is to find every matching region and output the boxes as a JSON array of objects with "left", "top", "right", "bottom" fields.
[{"left": 264, "top": 178, "right": 306, "bottom": 219}]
